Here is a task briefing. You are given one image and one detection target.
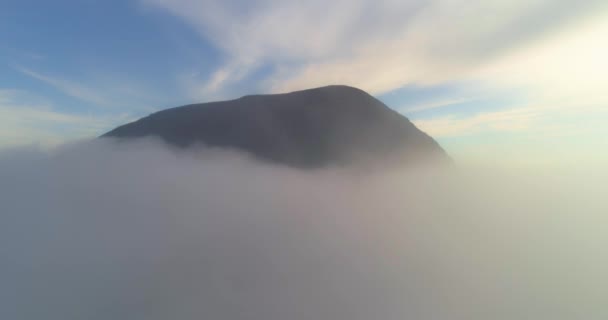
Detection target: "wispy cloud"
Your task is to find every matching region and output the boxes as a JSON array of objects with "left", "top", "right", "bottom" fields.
[
  {"left": 401, "top": 96, "right": 479, "bottom": 114},
  {"left": 412, "top": 103, "right": 608, "bottom": 166},
  {"left": 413, "top": 107, "right": 540, "bottom": 137},
  {"left": 22, "top": 51, "right": 45, "bottom": 60},
  {"left": 414, "top": 101, "right": 608, "bottom": 138},
  {"left": 0, "top": 89, "right": 130, "bottom": 148},
  {"left": 180, "top": 61, "right": 259, "bottom": 101},
  {"left": 142, "top": 0, "right": 607, "bottom": 96},
  {"left": 474, "top": 13, "right": 608, "bottom": 107},
  {"left": 15, "top": 66, "right": 109, "bottom": 106},
  {"left": 14, "top": 65, "right": 169, "bottom": 112}
]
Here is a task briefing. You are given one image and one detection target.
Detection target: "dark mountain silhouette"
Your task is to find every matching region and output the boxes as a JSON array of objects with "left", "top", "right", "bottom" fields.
[{"left": 102, "top": 85, "right": 448, "bottom": 168}]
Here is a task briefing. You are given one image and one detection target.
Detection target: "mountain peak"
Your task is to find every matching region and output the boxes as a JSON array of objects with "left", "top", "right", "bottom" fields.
[{"left": 102, "top": 85, "right": 448, "bottom": 168}]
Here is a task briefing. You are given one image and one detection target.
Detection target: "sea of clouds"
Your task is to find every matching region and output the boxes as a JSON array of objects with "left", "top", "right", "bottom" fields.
[{"left": 1, "top": 138, "right": 606, "bottom": 319}]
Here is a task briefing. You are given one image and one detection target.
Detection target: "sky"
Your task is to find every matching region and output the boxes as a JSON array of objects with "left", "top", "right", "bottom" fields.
[{"left": 1, "top": 0, "right": 607, "bottom": 167}]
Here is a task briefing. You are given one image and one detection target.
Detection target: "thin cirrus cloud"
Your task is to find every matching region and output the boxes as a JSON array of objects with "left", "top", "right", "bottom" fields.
[
  {"left": 414, "top": 107, "right": 540, "bottom": 138},
  {"left": 142, "top": 0, "right": 607, "bottom": 96},
  {"left": 412, "top": 13, "right": 608, "bottom": 150},
  {"left": 13, "top": 65, "right": 166, "bottom": 112},
  {"left": 413, "top": 103, "right": 608, "bottom": 166},
  {"left": 15, "top": 66, "right": 110, "bottom": 106},
  {"left": 4, "top": 65, "right": 171, "bottom": 147},
  {"left": 0, "top": 89, "right": 132, "bottom": 148}
]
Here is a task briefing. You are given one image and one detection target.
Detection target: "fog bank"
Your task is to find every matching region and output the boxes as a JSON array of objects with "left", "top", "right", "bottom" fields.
[{"left": 1, "top": 139, "right": 606, "bottom": 319}]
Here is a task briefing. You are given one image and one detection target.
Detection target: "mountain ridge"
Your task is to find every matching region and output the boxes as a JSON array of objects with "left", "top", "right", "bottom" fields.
[{"left": 102, "top": 85, "right": 448, "bottom": 168}]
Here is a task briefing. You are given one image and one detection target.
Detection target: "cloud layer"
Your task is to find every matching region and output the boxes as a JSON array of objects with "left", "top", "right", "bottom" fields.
[{"left": 1, "top": 139, "right": 606, "bottom": 319}]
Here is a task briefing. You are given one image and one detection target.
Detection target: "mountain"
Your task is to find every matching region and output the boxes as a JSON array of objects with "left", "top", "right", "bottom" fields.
[{"left": 102, "top": 85, "right": 448, "bottom": 168}]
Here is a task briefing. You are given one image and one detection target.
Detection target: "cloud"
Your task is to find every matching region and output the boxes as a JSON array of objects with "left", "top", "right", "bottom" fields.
[
  {"left": 15, "top": 66, "right": 109, "bottom": 106},
  {"left": 400, "top": 96, "right": 479, "bottom": 114},
  {"left": 474, "top": 13, "right": 608, "bottom": 107},
  {"left": 413, "top": 107, "right": 540, "bottom": 137},
  {"left": 415, "top": 103, "right": 608, "bottom": 139},
  {"left": 0, "top": 89, "right": 130, "bottom": 148},
  {"left": 412, "top": 102, "right": 608, "bottom": 167},
  {"left": 13, "top": 66, "right": 166, "bottom": 112},
  {"left": 142, "top": 0, "right": 607, "bottom": 96},
  {"left": 1, "top": 139, "right": 606, "bottom": 319},
  {"left": 180, "top": 60, "right": 260, "bottom": 101}
]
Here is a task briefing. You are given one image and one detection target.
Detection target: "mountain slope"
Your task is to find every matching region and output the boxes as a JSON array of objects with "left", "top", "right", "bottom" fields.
[{"left": 102, "top": 85, "right": 448, "bottom": 168}]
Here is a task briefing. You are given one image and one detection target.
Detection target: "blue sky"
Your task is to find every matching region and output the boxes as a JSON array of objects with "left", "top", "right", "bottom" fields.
[{"left": 1, "top": 0, "right": 607, "bottom": 166}]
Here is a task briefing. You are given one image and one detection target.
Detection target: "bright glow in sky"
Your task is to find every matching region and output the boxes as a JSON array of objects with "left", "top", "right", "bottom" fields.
[{"left": 1, "top": 0, "right": 606, "bottom": 166}]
